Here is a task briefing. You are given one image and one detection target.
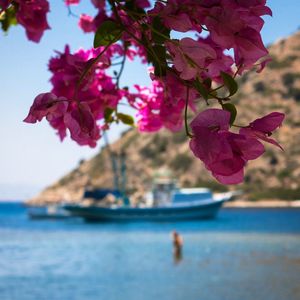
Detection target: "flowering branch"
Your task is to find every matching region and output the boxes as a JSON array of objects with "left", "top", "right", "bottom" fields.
[{"left": 6, "top": 0, "right": 284, "bottom": 185}]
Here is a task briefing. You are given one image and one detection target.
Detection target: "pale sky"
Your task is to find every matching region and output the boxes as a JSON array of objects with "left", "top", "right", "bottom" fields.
[{"left": 0, "top": 1, "right": 299, "bottom": 200}]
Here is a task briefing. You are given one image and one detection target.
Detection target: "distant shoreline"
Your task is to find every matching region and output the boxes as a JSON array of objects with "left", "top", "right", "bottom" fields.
[
  {"left": 225, "top": 200, "right": 300, "bottom": 208},
  {"left": 0, "top": 199, "right": 24, "bottom": 202},
  {"left": 1, "top": 199, "right": 300, "bottom": 208}
]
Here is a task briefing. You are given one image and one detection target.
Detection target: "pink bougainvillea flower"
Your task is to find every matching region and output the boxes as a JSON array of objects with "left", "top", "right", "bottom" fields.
[
  {"left": 137, "top": 109, "right": 163, "bottom": 132},
  {"left": 64, "top": 103, "right": 100, "bottom": 147},
  {"left": 79, "top": 14, "right": 95, "bottom": 33},
  {"left": 164, "top": 13, "right": 193, "bottom": 32},
  {"left": 166, "top": 38, "right": 216, "bottom": 80},
  {"left": 249, "top": 112, "right": 285, "bottom": 132},
  {"left": 159, "top": 98, "right": 185, "bottom": 132},
  {"left": 233, "top": 27, "right": 269, "bottom": 71},
  {"left": 240, "top": 112, "right": 285, "bottom": 149},
  {"left": 189, "top": 109, "right": 265, "bottom": 184},
  {"left": 48, "top": 45, "right": 120, "bottom": 114},
  {"left": 24, "top": 93, "right": 68, "bottom": 123},
  {"left": 130, "top": 76, "right": 197, "bottom": 133},
  {"left": 204, "top": 4, "right": 269, "bottom": 72},
  {"left": 211, "top": 132, "right": 266, "bottom": 184},
  {"left": 197, "top": 36, "right": 234, "bottom": 81},
  {"left": 214, "top": 169, "right": 244, "bottom": 185},
  {"left": 235, "top": 0, "right": 272, "bottom": 19},
  {"left": 189, "top": 109, "right": 239, "bottom": 179},
  {"left": 16, "top": 0, "right": 50, "bottom": 43},
  {"left": 24, "top": 92, "right": 69, "bottom": 141},
  {"left": 47, "top": 115, "right": 68, "bottom": 141},
  {"left": 27, "top": 45, "right": 124, "bottom": 146}
]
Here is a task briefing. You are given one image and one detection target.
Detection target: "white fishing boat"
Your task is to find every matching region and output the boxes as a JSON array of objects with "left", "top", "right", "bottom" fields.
[{"left": 63, "top": 187, "right": 233, "bottom": 222}]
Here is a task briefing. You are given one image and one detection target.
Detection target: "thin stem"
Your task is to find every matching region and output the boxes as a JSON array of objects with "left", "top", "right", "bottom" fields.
[
  {"left": 233, "top": 63, "right": 243, "bottom": 78},
  {"left": 116, "top": 44, "right": 127, "bottom": 88},
  {"left": 184, "top": 87, "right": 193, "bottom": 138},
  {"left": 67, "top": 5, "right": 79, "bottom": 18}
]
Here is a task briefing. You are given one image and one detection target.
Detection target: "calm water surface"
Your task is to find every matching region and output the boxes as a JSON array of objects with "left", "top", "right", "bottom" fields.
[{"left": 0, "top": 202, "right": 300, "bottom": 300}]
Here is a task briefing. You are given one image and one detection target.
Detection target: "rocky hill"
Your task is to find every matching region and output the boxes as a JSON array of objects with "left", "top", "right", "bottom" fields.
[{"left": 28, "top": 31, "right": 300, "bottom": 205}]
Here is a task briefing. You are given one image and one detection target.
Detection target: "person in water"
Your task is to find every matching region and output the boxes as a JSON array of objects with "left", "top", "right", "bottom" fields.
[{"left": 172, "top": 231, "right": 183, "bottom": 263}]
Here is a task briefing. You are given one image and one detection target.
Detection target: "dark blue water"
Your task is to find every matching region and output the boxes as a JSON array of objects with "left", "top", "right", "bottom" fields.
[{"left": 0, "top": 202, "right": 300, "bottom": 300}]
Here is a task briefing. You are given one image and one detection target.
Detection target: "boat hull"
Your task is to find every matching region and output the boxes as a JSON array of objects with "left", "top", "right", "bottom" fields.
[{"left": 64, "top": 199, "right": 224, "bottom": 222}]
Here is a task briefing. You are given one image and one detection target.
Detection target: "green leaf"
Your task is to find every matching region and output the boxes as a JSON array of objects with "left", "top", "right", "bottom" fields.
[
  {"left": 146, "top": 44, "right": 167, "bottom": 77},
  {"left": 152, "top": 16, "right": 170, "bottom": 44},
  {"left": 222, "top": 103, "right": 237, "bottom": 126},
  {"left": 94, "top": 20, "right": 123, "bottom": 48},
  {"left": 116, "top": 113, "right": 134, "bottom": 126},
  {"left": 0, "top": 5, "right": 17, "bottom": 32},
  {"left": 104, "top": 107, "right": 114, "bottom": 123},
  {"left": 221, "top": 72, "right": 238, "bottom": 96},
  {"left": 203, "top": 78, "right": 212, "bottom": 89},
  {"left": 207, "top": 90, "right": 218, "bottom": 99},
  {"left": 153, "top": 45, "right": 167, "bottom": 76},
  {"left": 194, "top": 78, "right": 209, "bottom": 100}
]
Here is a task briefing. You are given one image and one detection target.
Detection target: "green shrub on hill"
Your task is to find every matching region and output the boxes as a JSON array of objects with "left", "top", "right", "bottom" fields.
[
  {"left": 194, "top": 179, "right": 229, "bottom": 192},
  {"left": 172, "top": 130, "right": 187, "bottom": 144},
  {"left": 170, "top": 153, "right": 193, "bottom": 172},
  {"left": 268, "top": 55, "right": 297, "bottom": 69},
  {"left": 249, "top": 188, "right": 300, "bottom": 200}
]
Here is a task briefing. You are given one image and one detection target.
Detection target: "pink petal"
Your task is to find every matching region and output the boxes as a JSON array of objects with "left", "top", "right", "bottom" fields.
[
  {"left": 213, "top": 169, "right": 244, "bottom": 185},
  {"left": 240, "top": 128, "right": 283, "bottom": 150},
  {"left": 190, "top": 109, "right": 230, "bottom": 131},
  {"left": 208, "top": 156, "right": 245, "bottom": 176},
  {"left": 231, "top": 134, "right": 265, "bottom": 160},
  {"left": 189, "top": 129, "right": 233, "bottom": 166},
  {"left": 164, "top": 13, "right": 193, "bottom": 32},
  {"left": 250, "top": 112, "right": 285, "bottom": 132}
]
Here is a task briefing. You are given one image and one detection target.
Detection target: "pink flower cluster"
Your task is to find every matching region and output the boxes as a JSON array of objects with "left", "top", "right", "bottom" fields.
[
  {"left": 167, "top": 36, "right": 234, "bottom": 82},
  {"left": 190, "top": 109, "right": 284, "bottom": 184},
  {"left": 14, "top": 0, "right": 50, "bottom": 42},
  {"left": 151, "top": 0, "right": 271, "bottom": 74},
  {"left": 24, "top": 46, "right": 124, "bottom": 147},
  {"left": 127, "top": 70, "right": 201, "bottom": 132}
]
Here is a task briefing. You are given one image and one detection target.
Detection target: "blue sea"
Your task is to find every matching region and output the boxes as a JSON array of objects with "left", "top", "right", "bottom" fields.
[{"left": 0, "top": 202, "right": 300, "bottom": 300}]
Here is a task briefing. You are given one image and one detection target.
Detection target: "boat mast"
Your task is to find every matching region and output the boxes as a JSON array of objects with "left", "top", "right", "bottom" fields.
[
  {"left": 120, "top": 151, "right": 129, "bottom": 205},
  {"left": 103, "top": 132, "right": 119, "bottom": 191},
  {"left": 103, "top": 132, "right": 129, "bottom": 205}
]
